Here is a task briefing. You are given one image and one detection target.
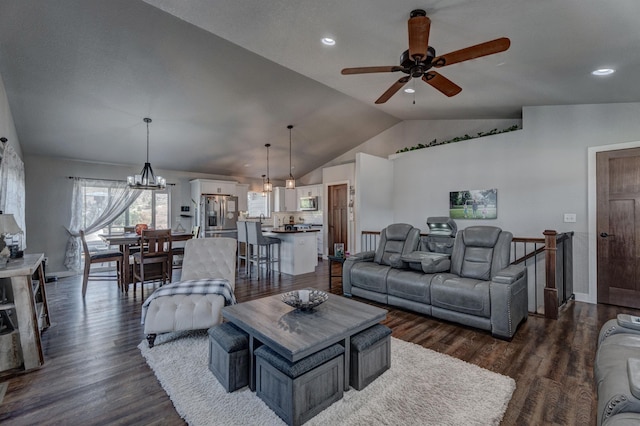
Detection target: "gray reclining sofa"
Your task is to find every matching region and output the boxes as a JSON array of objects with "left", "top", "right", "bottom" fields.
[
  {"left": 343, "top": 222, "right": 528, "bottom": 339},
  {"left": 595, "top": 316, "right": 640, "bottom": 425}
]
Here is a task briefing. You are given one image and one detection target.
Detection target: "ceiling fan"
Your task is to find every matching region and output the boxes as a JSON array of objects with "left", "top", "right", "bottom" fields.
[{"left": 341, "top": 9, "right": 510, "bottom": 104}]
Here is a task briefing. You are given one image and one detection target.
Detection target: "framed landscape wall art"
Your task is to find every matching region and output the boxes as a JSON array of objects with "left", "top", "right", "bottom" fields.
[{"left": 449, "top": 189, "right": 497, "bottom": 220}]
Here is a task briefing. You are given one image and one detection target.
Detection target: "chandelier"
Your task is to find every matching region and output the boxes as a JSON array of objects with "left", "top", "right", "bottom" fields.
[
  {"left": 263, "top": 143, "right": 273, "bottom": 192},
  {"left": 285, "top": 125, "right": 295, "bottom": 189},
  {"left": 127, "top": 118, "right": 166, "bottom": 190}
]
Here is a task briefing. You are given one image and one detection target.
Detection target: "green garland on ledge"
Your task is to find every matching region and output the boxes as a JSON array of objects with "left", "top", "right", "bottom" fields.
[{"left": 396, "top": 124, "right": 520, "bottom": 154}]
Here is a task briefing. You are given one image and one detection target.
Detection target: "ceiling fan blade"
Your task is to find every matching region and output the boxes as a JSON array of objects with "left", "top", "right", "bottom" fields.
[
  {"left": 408, "top": 12, "right": 431, "bottom": 60},
  {"left": 422, "top": 72, "right": 462, "bottom": 97},
  {"left": 432, "top": 37, "right": 510, "bottom": 68},
  {"left": 375, "top": 76, "right": 411, "bottom": 104},
  {"left": 341, "top": 66, "right": 404, "bottom": 75}
]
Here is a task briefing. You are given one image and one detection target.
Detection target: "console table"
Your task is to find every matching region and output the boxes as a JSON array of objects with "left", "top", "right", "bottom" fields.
[{"left": 0, "top": 253, "right": 50, "bottom": 375}]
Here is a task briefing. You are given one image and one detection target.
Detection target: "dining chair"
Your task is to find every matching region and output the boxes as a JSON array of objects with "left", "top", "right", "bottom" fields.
[
  {"left": 131, "top": 229, "right": 172, "bottom": 299},
  {"left": 246, "top": 221, "right": 281, "bottom": 280},
  {"left": 122, "top": 225, "right": 143, "bottom": 256},
  {"left": 171, "top": 225, "right": 200, "bottom": 271},
  {"left": 79, "top": 230, "right": 124, "bottom": 297}
]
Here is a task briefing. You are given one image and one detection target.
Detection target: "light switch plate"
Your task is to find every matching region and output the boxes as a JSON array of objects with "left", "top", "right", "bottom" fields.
[{"left": 564, "top": 213, "right": 576, "bottom": 223}]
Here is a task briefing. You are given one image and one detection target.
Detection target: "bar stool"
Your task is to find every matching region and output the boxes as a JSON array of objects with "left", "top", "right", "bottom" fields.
[
  {"left": 236, "top": 222, "right": 249, "bottom": 274},
  {"left": 246, "top": 221, "right": 281, "bottom": 280}
]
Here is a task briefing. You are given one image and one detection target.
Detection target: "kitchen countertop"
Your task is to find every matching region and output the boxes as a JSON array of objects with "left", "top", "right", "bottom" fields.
[{"left": 267, "top": 228, "right": 320, "bottom": 233}]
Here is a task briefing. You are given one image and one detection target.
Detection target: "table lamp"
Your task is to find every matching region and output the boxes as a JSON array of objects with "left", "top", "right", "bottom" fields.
[{"left": 0, "top": 213, "right": 23, "bottom": 262}]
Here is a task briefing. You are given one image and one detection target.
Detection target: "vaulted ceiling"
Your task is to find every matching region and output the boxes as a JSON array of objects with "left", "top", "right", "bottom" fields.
[{"left": 1, "top": 0, "right": 638, "bottom": 181}]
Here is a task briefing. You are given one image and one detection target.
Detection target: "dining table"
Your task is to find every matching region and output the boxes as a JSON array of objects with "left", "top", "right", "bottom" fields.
[{"left": 100, "top": 231, "right": 194, "bottom": 286}]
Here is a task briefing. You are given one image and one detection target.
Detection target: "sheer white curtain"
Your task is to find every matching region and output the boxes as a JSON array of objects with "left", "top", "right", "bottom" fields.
[
  {"left": 0, "top": 144, "right": 26, "bottom": 248},
  {"left": 64, "top": 178, "right": 141, "bottom": 271}
]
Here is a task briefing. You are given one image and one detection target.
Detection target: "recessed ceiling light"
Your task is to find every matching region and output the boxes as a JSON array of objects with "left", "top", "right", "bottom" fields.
[
  {"left": 321, "top": 37, "right": 336, "bottom": 46},
  {"left": 592, "top": 68, "right": 615, "bottom": 76},
  {"left": 404, "top": 88, "right": 415, "bottom": 94}
]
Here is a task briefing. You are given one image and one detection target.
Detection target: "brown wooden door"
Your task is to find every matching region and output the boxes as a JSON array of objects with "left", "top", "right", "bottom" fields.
[
  {"left": 597, "top": 148, "right": 640, "bottom": 308},
  {"left": 328, "top": 184, "right": 348, "bottom": 255}
]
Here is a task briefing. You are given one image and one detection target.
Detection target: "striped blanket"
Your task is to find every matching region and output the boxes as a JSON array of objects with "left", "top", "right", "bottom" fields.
[{"left": 141, "top": 278, "right": 236, "bottom": 325}]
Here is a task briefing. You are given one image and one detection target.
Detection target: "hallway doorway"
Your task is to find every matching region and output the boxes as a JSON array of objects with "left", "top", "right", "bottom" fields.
[{"left": 327, "top": 184, "right": 348, "bottom": 255}]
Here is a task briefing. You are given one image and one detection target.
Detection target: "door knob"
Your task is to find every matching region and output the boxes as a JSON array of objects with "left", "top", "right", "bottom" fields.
[{"left": 600, "top": 232, "right": 615, "bottom": 238}]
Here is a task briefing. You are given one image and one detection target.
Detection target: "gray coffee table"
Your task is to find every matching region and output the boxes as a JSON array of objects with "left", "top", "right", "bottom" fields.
[{"left": 222, "top": 291, "right": 387, "bottom": 391}]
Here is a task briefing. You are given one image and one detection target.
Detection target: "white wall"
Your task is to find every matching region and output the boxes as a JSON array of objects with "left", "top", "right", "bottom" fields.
[
  {"left": 361, "top": 102, "right": 640, "bottom": 302},
  {"left": 312, "top": 118, "right": 521, "bottom": 172},
  {"left": 354, "top": 153, "right": 393, "bottom": 253}
]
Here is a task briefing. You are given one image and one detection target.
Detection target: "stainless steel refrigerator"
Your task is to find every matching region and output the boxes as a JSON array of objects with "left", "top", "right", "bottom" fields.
[{"left": 199, "top": 194, "right": 238, "bottom": 236}]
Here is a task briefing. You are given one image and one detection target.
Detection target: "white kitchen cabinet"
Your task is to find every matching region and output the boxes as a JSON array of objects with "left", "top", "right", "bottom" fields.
[
  {"left": 236, "top": 184, "right": 249, "bottom": 211},
  {"left": 316, "top": 230, "right": 324, "bottom": 257},
  {"left": 190, "top": 179, "right": 238, "bottom": 197},
  {"left": 297, "top": 185, "right": 320, "bottom": 198},
  {"left": 273, "top": 187, "right": 297, "bottom": 212}
]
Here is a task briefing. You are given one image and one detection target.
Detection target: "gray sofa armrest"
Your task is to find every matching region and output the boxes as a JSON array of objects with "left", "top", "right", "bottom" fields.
[
  {"left": 492, "top": 264, "right": 526, "bottom": 284},
  {"left": 599, "top": 318, "right": 640, "bottom": 346},
  {"left": 343, "top": 251, "right": 375, "bottom": 296},
  {"left": 346, "top": 251, "right": 375, "bottom": 263},
  {"left": 388, "top": 253, "right": 408, "bottom": 269},
  {"left": 489, "top": 264, "right": 528, "bottom": 339}
]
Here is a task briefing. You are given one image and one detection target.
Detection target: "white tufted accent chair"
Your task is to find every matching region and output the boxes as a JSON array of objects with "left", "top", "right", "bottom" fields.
[{"left": 143, "top": 237, "right": 237, "bottom": 345}]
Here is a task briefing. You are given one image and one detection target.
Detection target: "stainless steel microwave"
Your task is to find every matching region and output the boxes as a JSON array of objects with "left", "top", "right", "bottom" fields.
[{"left": 299, "top": 196, "right": 318, "bottom": 211}]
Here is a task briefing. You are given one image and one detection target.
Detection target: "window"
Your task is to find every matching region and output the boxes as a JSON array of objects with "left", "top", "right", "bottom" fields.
[
  {"left": 80, "top": 185, "right": 170, "bottom": 242},
  {"left": 109, "top": 190, "right": 170, "bottom": 234},
  {"left": 247, "top": 191, "right": 269, "bottom": 218}
]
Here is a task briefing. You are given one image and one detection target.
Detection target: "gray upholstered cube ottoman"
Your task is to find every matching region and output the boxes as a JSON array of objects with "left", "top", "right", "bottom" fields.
[
  {"left": 208, "top": 322, "right": 249, "bottom": 392},
  {"left": 255, "top": 343, "right": 345, "bottom": 426},
  {"left": 350, "top": 323, "right": 392, "bottom": 390}
]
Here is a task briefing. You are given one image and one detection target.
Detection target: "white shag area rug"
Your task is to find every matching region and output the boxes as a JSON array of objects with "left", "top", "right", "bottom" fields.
[{"left": 139, "top": 330, "right": 515, "bottom": 426}]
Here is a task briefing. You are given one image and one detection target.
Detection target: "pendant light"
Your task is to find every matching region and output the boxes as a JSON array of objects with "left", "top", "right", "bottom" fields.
[
  {"left": 127, "top": 118, "right": 166, "bottom": 189},
  {"left": 263, "top": 143, "right": 273, "bottom": 192},
  {"left": 285, "top": 125, "right": 295, "bottom": 189},
  {"left": 261, "top": 174, "right": 267, "bottom": 197}
]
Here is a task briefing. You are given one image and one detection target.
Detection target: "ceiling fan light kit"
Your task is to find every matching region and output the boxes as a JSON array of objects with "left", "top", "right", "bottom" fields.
[{"left": 341, "top": 9, "right": 510, "bottom": 104}]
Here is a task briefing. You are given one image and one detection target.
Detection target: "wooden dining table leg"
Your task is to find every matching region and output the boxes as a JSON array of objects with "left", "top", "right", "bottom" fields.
[{"left": 122, "top": 243, "right": 131, "bottom": 292}]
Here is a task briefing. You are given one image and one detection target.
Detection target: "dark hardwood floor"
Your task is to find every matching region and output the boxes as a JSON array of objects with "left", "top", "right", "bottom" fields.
[{"left": 1, "top": 260, "right": 637, "bottom": 425}]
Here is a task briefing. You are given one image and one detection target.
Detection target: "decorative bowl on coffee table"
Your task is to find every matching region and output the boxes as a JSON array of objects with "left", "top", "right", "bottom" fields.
[{"left": 281, "top": 289, "right": 328, "bottom": 312}]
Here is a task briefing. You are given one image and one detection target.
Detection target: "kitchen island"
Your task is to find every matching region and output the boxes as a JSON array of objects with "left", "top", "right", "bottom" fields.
[{"left": 264, "top": 228, "right": 319, "bottom": 275}]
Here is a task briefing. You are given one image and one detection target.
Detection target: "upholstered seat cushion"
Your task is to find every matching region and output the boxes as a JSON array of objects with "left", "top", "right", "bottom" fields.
[
  {"left": 208, "top": 322, "right": 248, "bottom": 353},
  {"left": 254, "top": 343, "right": 345, "bottom": 379},
  {"left": 387, "top": 269, "right": 433, "bottom": 304},
  {"left": 351, "top": 324, "right": 392, "bottom": 352},
  {"left": 143, "top": 293, "right": 226, "bottom": 334},
  {"left": 349, "top": 262, "right": 390, "bottom": 293},
  {"left": 430, "top": 274, "right": 491, "bottom": 318},
  {"left": 90, "top": 250, "right": 123, "bottom": 261}
]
